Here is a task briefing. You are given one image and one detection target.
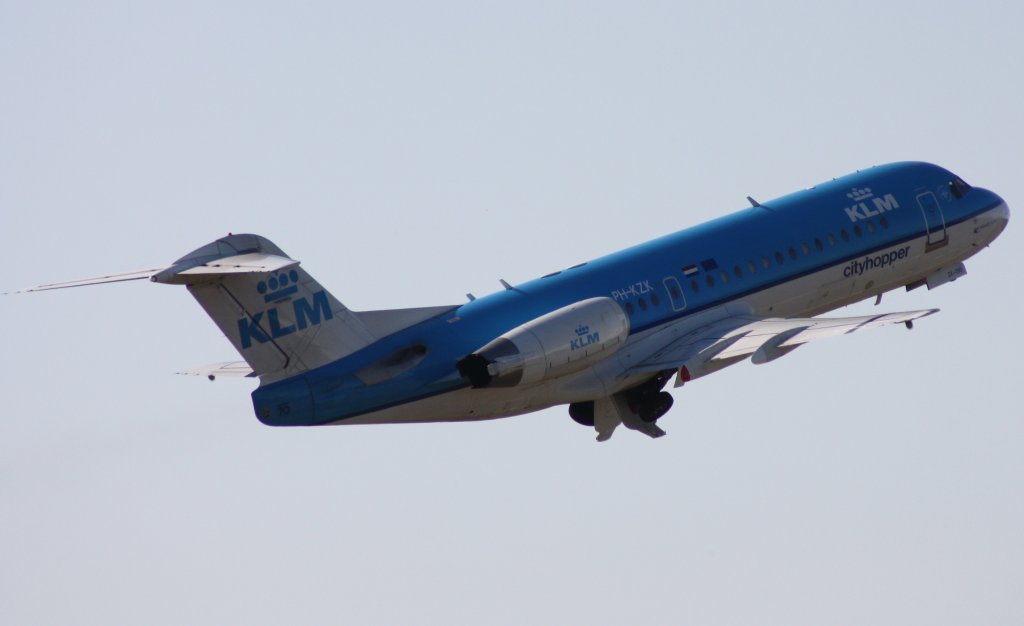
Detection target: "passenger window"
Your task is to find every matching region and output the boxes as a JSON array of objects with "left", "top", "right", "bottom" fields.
[
  {"left": 734, "top": 265, "right": 743, "bottom": 279},
  {"left": 866, "top": 221, "right": 876, "bottom": 234},
  {"left": 706, "top": 274, "right": 715, "bottom": 287},
  {"left": 625, "top": 302, "right": 634, "bottom": 315},
  {"left": 638, "top": 297, "right": 648, "bottom": 311},
  {"left": 788, "top": 247, "right": 798, "bottom": 260},
  {"left": 775, "top": 251, "right": 785, "bottom": 264},
  {"left": 690, "top": 279, "right": 700, "bottom": 293},
  {"left": 650, "top": 292, "right": 660, "bottom": 307},
  {"left": 853, "top": 225, "right": 863, "bottom": 238},
  {"left": 801, "top": 243, "right": 811, "bottom": 255},
  {"left": 669, "top": 284, "right": 681, "bottom": 299},
  {"left": 719, "top": 270, "right": 729, "bottom": 284},
  {"left": 827, "top": 233, "right": 837, "bottom": 246},
  {"left": 761, "top": 256, "right": 771, "bottom": 269},
  {"left": 747, "top": 260, "right": 757, "bottom": 274},
  {"left": 880, "top": 216, "right": 889, "bottom": 229},
  {"left": 840, "top": 229, "right": 850, "bottom": 242},
  {"left": 814, "top": 238, "right": 824, "bottom": 251}
]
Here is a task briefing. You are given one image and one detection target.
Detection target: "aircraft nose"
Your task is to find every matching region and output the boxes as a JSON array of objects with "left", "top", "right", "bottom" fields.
[
  {"left": 994, "top": 198, "right": 1010, "bottom": 223},
  {"left": 985, "top": 189, "right": 1010, "bottom": 224},
  {"left": 972, "top": 188, "right": 1009, "bottom": 240}
]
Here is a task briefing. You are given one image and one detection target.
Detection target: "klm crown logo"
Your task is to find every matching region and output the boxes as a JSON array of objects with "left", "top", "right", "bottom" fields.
[
  {"left": 846, "top": 187, "right": 874, "bottom": 201},
  {"left": 257, "top": 269, "right": 300, "bottom": 303},
  {"left": 842, "top": 187, "right": 900, "bottom": 223},
  {"left": 237, "top": 268, "right": 334, "bottom": 350},
  {"left": 570, "top": 324, "right": 600, "bottom": 351}
]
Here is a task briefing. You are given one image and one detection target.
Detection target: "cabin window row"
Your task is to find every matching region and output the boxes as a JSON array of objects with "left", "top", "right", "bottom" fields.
[
  {"left": 623, "top": 292, "right": 662, "bottom": 316},
  {"left": 622, "top": 215, "right": 890, "bottom": 316},
  {"left": 684, "top": 215, "right": 890, "bottom": 294}
]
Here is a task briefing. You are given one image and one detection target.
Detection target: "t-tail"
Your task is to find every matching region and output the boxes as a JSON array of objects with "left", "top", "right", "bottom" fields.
[
  {"left": 162, "top": 234, "right": 376, "bottom": 382},
  {"left": 18, "top": 233, "right": 378, "bottom": 383}
]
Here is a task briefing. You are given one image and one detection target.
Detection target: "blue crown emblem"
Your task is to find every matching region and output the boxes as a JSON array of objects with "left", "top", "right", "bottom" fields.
[
  {"left": 846, "top": 187, "right": 874, "bottom": 201},
  {"left": 257, "top": 269, "right": 300, "bottom": 302},
  {"left": 575, "top": 324, "right": 590, "bottom": 337}
]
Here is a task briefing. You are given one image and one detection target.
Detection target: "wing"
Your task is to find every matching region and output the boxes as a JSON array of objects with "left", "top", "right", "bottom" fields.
[
  {"left": 628, "top": 309, "right": 938, "bottom": 385},
  {"left": 176, "top": 361, "right": 255, "bottom": 380}
]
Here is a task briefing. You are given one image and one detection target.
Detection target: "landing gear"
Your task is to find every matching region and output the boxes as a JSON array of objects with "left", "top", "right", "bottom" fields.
[
  {"left": 624, "top": 370, "right": 674, "bottom": 422},
  {"left": 568, "top": 370, "right": 677, "bottom": 440},
  {"left": 568, "top": 401, "right": 595, "bottom": 426},
  {"left": 637, "top": 391, "right": 673, "bottom": 423}
]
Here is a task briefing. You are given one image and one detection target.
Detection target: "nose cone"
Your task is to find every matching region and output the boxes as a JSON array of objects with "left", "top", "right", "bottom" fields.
[
  {"left": 987, "top": 189, "right": 1009, "bottom": 224},
  {"left": 973, "top": 188, "right": 1009, "bottom": 241},
  {"left": 978, "top": 187, "right": 1008, "bottom": 214},
  {"left": 993, "top": 197, "right": 1010, "bottom": 224}
]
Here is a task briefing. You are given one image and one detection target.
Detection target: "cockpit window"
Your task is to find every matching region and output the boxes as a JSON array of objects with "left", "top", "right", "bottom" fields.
[{"left": 950, "top": 177, "right": 971, "bottom": 199}]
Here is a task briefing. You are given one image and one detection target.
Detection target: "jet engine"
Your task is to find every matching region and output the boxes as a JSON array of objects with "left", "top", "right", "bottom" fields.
[{"left": 457, "top": 297, "right": 630, "bottom": 388}]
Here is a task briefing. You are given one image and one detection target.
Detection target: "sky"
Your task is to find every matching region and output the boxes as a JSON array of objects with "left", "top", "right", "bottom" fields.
[{"left": 2, "top": 1, "right": 1022, "bottom": 624}]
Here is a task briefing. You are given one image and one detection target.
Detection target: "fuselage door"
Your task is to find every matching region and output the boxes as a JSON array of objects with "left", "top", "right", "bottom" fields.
[
  {"left": 917, "top": 191, "right": 948, "bottom": 251},
  {"left": 663, "top": 276, "right": 687, "bottom": 311}
]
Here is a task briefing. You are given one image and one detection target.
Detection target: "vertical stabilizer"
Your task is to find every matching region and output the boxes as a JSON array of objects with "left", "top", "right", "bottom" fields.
[{"left": 161, "top": 234, "right": 375, "bottom": 382}]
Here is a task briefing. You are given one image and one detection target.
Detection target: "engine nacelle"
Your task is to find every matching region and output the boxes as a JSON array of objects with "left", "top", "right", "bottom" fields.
[{"left": 457, "top": 297, "right": 630, "bottom": 388}]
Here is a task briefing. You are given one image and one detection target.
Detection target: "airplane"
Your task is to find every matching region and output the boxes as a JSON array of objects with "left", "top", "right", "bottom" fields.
[{"left": 16, "top": 161, "right": 1009, "bottom": 441}]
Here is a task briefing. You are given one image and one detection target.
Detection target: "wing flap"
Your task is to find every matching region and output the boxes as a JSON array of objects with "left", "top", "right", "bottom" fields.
[
  {"left": 630, "top": 315, "right": 760, "bottom": 372},
  {"left": 629, "top": 309, "right": 939, "bottom": 375},
  {"left": 713, "top": 309, "right": 938, "bottom": 360}
]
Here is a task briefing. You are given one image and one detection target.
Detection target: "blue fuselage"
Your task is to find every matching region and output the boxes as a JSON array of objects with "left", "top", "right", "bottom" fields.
[{"left": 253, "top": 162, "right": 1006, "bottom": 425}]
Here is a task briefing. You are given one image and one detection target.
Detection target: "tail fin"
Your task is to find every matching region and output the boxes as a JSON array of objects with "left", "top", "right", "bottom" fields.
[
  {"left": 15, "top": 233, "right": 454, "bottom": 384},
  {"left": 161, "top": 234, "right": 375, "bottom": 382}
]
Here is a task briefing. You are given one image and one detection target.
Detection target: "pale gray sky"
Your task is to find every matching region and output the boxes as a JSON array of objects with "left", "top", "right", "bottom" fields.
[{"left": 2, "top": 1, "right": 1022, "bottom": 624}]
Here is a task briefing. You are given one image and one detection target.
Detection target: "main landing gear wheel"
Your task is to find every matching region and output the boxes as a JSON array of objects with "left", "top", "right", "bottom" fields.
[
  {"left": 638, "top": 391, "right": 673, "bottom": 423},
  {"left": 568, "top": 401, "right": 595, "bottom": 427}
]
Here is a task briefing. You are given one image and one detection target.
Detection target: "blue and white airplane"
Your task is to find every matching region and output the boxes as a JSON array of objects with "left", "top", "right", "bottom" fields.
[{"left": 21, "top": 162, "right": 1009, "bottom": 440}]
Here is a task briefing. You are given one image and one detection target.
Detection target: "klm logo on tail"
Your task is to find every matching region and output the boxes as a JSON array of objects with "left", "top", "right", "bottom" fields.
[
  {"left": 257, "top": 271, "right": 300, "bottom": 302},
  {"left": 238, "top": 286, "right": 334, "bottom": 349}
]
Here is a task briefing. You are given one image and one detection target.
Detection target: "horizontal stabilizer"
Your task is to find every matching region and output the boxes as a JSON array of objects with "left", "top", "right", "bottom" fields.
[
  {"left": 14, "top": 254, "right": 298, "bottom": 293},
  {"left": 152, "top": 253, "right": 298, "bottom": 284},
  {"left": 176, "top": 361, "right": 255, "bottom": 380},
  {"left": 13, "top": 268, "right": 164, "bottom": 293}
]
